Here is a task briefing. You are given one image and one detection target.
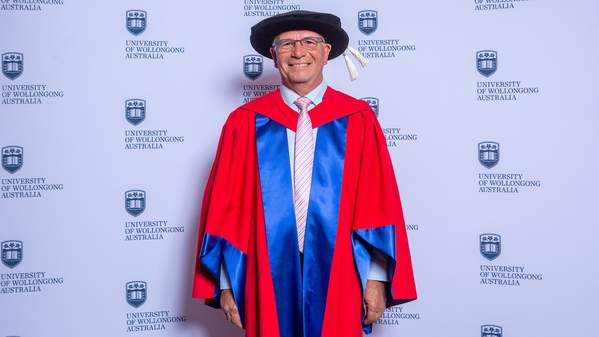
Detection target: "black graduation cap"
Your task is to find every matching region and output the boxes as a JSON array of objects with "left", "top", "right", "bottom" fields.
[{"left": 250, "top": 10, "right": 350, "bottom": 60}]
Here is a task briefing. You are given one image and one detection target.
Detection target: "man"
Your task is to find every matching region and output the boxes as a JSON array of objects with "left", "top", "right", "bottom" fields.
[{"left": 192, "top": 10, "right": 416, "bottom": 337}]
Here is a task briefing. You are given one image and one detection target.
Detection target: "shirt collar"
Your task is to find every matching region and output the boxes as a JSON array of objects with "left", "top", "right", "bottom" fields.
[{"left": 280, "top": 81, "right": 327, "bottom": 111}]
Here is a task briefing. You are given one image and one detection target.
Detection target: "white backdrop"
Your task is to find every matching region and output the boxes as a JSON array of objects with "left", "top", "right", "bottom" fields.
[{"left": 1, "top": 1, "right": 598, "bottom": 336}]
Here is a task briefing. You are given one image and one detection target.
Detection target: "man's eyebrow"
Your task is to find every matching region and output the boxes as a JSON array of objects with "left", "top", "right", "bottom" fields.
[{"left": 274, "top": 36, "right": 325, "bottom": 44}]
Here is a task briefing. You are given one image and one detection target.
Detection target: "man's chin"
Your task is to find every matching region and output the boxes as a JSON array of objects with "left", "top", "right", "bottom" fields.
[{"left": 286, "top": 75, "right": 314, "bottom": 85}]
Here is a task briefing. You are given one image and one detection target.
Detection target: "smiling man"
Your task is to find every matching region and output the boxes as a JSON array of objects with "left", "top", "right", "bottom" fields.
[
  {"left": 271, "top": 30, "right": 329, "bottom": 96},
  {"left": 192, "top": 10, "right": 416, "bottom": 337}
]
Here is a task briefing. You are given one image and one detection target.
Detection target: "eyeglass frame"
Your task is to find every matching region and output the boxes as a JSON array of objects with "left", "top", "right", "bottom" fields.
[{"left": 272, "top": 36, "right": 328, "bottom": 52}]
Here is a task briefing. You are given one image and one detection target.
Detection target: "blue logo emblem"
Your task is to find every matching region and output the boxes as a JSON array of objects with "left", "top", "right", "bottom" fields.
[
  {"left": 126, "top": 10, "right": 147, "bottom": 35},
  {"left": 477, "top": 50, "right": 497, "bottom": 77},
  {"left": 125, "top": 99, "right": 146, "bottom": 126},
  {"left": 479, "top": 142, "right": 499, "bottom": 168},
  {"left": 2, "top": 52, "right": 23, "bottom": 80},
  {"left": 481, "top": 325, "right": 503, "bottom": 337},
  {"left": 126, "top": 281, "right": 147, "bottom": 307},
  {"left": 125, "top": 190, "right": 146, "bottom": 216},
  {"left": 358, "top": 10, "right": 378, "bottom": 35},
  {"left": 361, "top": 97, "right": 379, "bottom": 117},
  {"left": 2, "top": 146, "right": 23, "bottom": 174},
  {"left": 1, "top": 240, "right": 23, "bottom": 268},
  {"left": 480, "top": 234, "right": 501, "bottom": 261},
  {"left": 243, "top": 55, "right": 263, "bottom": 80}
]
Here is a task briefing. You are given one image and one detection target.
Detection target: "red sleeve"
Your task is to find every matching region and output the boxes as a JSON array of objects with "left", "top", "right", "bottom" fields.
[
  {"left": 353, "top": 110, "right": 417, "bottom": 302},
  {"left": 192, "top": 109, "right": 257, "bottom": 299}
]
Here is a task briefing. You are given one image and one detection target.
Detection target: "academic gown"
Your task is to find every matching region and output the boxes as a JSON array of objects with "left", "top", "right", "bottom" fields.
[{"left": 192, "top": 86, "right": 417, "bottom": 337}]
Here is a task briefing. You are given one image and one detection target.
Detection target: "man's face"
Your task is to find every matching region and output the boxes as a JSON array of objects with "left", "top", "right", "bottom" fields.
[{"left": 270, "top": 30, "right": 332, "bottom": 92}]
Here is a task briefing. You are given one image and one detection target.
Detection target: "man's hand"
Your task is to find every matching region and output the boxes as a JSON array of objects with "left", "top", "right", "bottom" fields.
[
  {"left": 363, "top": 280, "right": 386, "bottom": 325},
  {"left": 220, "top": 289, "right": 242, "bottom": 328}
]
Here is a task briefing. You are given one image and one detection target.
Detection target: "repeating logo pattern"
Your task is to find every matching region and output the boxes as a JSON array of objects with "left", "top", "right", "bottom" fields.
[
  {"left": 2, "top": 52, "right": 23, "bottom": 80},
  {"left": 125, "top": 99, "right": 146, "bottom": 126},
  {"left": 478, "top": 142, "right": 499, "bottom": 168},
  {"left": 477, "top": 50, "right": 497, "bottom": 77},
  {"left": 480, "top": 234, "right": 501, "bottom": 261},
  {"left": 361, "top": 97, "right": 379, "bottom": 117},
  {"left": 481, "top": 325, "right": 503, "bottom": 337},
  {"left": 125, "top": 190, "right": 146, "bottom": 216},
  {"left": 126, "top": 10, "right": 147, "bottom": 35},
  {"left": 126, "top": 281, "right": 147, "bottom": 307},
  {"left": 2, "top": 146, "right": 23, "bottom": 174},
  {"left": 358, "top": 10, "right": 378, "bottom": 35},
  {"left": 1, "top": 240, "right": 23, "bottom": 268},
  {"left": 243, "top": 55, "right": 263, "bottom": 80}
]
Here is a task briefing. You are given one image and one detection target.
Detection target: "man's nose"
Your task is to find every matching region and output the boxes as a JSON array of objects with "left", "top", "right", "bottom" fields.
[{"left": 290, "top": 41, "right": 306, "bottom": 57}]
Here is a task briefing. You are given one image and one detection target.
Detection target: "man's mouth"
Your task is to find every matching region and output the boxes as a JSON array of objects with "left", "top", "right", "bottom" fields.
[{"left": 288, "top": 62, "right": 311, "bottom": 68}]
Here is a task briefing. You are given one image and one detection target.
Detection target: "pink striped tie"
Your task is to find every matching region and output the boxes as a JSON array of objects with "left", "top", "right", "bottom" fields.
[{"left": 294, "top": 96, "right": 313, "bottom": 253}]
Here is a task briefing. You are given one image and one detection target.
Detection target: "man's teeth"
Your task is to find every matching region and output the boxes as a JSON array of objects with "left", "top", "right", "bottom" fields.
[{"left": 290, "top": 63, "right": 309, "bottom": 67}]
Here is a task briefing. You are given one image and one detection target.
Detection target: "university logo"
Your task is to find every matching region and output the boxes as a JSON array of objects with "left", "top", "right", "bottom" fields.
[
  {"left": 361, "top": 97, "right": 379, "bottom": 117},
  {"left": 125, "top": 190, "right": 146, "bottom": 217},
  {"left": 358, "top": 10, "right": 378, "bottom": 35},
  {"left": 126, "top": 281, "right": 147, "bottom": 308},
  {"left": 481, "top": 324, "right": 503, "bottom": 337},
  {"left": 243, "top": 55, "right": 263, "bottom": 80},
  {"left": 126, "top": 10, "right": 147, "bottom": 35},
  {"left": 125, "top": 99, "right": 146, "bottom": 126},
  {"left": 478, "top": 142, "right": 499, "bottom": 169},
  {"left": 2, "top": 52, "right": 23, "bottom": 80},
  {"left": 2, "top": 146, "right": 23, "bottom": 174},
  {"left": 477, "top": 50, "right": 497, "bottom": 77},
  {"left": 480, "top": 234, "right": 501, "bottom": 261},
  {"left": 1, "top": 240, "right": 23, "bottom": 268}
]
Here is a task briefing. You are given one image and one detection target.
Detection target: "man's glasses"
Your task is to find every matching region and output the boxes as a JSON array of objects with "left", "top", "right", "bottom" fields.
[{"left": 273, "top": 37, "right": 326, "bottom": 52}]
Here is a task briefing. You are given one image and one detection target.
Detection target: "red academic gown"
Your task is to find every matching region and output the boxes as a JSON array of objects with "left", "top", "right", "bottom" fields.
[{"left": 192, "top": 87, "right": 416, "bottom": 337}]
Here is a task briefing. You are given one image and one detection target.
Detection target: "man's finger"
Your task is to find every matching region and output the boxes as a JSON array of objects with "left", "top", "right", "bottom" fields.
[
  {"left": 363, "top": 307, "right": 383, "bottom": 325},
  {"left": 230, "top": 311, "right": 243, "bottom": 328},
  {"left": 223, "top": 303, "right": 238, "bottom": 314},
  {"left": 223, "top": 307, "right": 242, "bottom": 328},
  {"left": 222, "top": 306, "right": 238, "bottom": 317}
]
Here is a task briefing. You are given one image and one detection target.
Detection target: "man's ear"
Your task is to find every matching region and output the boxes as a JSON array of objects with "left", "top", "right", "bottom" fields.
[
  {"left": 269, "top": 48, "right": 278, "bottom": 68},
  {"left": 323, "top": 43, "right": 332, "bottom": 65}
]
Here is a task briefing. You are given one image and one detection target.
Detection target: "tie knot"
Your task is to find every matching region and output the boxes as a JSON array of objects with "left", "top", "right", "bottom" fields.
[{"left": 294, "top": 97, "right": 312, "bottom": 113}]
